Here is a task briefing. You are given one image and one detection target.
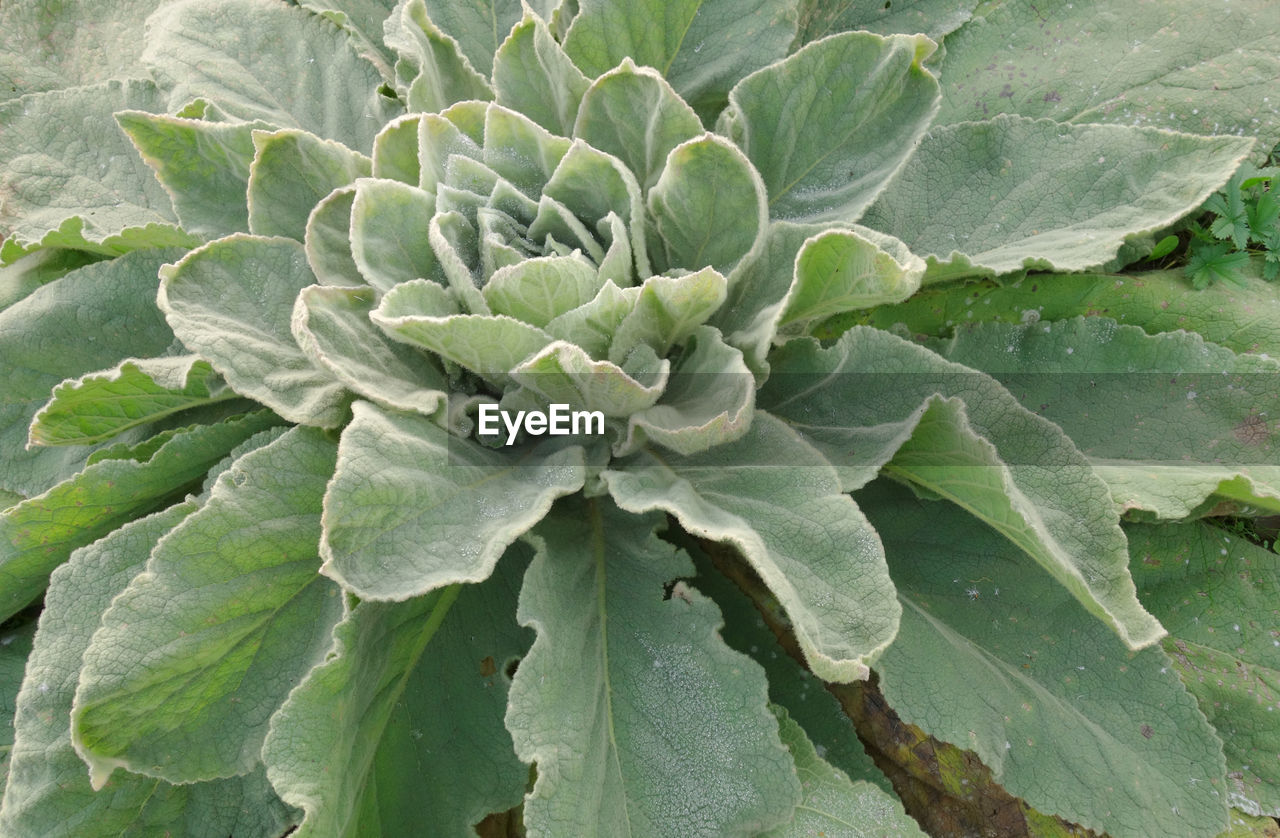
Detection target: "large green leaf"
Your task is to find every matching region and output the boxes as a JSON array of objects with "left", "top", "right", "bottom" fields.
[
  {"left": 820, "top": 259, "right": 1280, "bottom": 359},
  {"left": 117, "top": 111, "right": 272, "bottom": 240},
  {"left": 141, "top": 0, "right": 399, "bottom": 151},
  {"left": 764, "top": 709, "right": 925, "bottom": 838},
  {"left": 0, "top": 411, "right": 278, "bottom": 623},
  {"left": 646, "top": 135, "right": 766, "bottom": 275},
  {"left": 0, "top": 504, "right": 295, "bottom": 837},
  {"left": 29, "top": 356, "right": 234, "bottom": 447},
  {"left": 604, "top": 412, "right": 899, "bottom": 682},
  {"left": 935, "top": 0, "right": 1280, "bottom": 153},
  {"left": 930, "top": 317, "right": 1280, "bottom": 519},
  {"left": 793, "top": 0, "right": 976, "bottom": 44},
  {"left": 506, "top": 499, "right": 802, "bottom": 836},
  {"left": 719, "top": 31, "right": 939, "bottom": 224},
  {"left": 321, "top": 401, "right": 585, "bottom": 600},
  {"left": 72, "top": 427, "right": 345, "bottom": 784},
  {"left": 292, "top": 285, "right": 450, "bottom": 416},
  {"left": 295, "top": 0, "right": 402, "bottom": 72},
  {"left": 264, "top": 548, "right": 531, "bottom": 837},
  {"left": 348, "top": 177, "right": 444, "bottom": 291},
  {"left": 563, "top": 0, "right": 798, "bottom": 121},
  {"left": 0, "top": 249, "right": 184, "bottom": 496},
  {"left": 0, "top": 81, "right": 197, "bottom": 261},
  {"left": 159, "top": 235, "right": 351, "bottom": 427},
  {"left": 247, "top": 129, "right": 372, "bottom": 241},
  {"left": 859, "top": 482, "right": 1230, "bottom": 838},
  {"left": 573, "top": 61, "right": 703, "bottom": 192},
  {"left": 860, "top": 116, "right": 1254, "bottom": 281},
  {"left": 761, "top": 327, "right": 1165, "bottom": 649},
  {"left": 1128, "top": 522, "right": 1280, "bottom": 817},
  {"left": 493, "top": 12, "right": 589, "bottom": 137},
  {"left": 0, "top": 0, "right": 166, "bottom": 101},
  {"left": 0, "top": 249, "right": 101, "bottom": 312}
]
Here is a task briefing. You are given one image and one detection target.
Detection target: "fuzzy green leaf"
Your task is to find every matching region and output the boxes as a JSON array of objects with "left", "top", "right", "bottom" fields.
[
  {"left": 348, "top": 177, "right": 444, "bottom": 291},
  {"left": 573, "top": 60, "right": 703, "bottom": 192},
  {"left": 859, "top": 483, "right": 1229, "bottom": 838},
  {"left": 30, "top": 356, "right": 233, "bottom": 447},
  {"left": 116, "top": 111, "right": 272, "bottom": 240},
  {"left": 510, "top": 340, "right": 668, "bottom": 419},
  {"left": 720, "top": 31, "right": 940, "bottom": 224},
  {"left": 793, "top": 0, "right": 975, "bottom": 44},
  {"left": 1128, "top": 521, "right": 1280, "bottom": 817},
  {"left": 72, "top": 427, "right": 345, "bottom": 784},
  {"left": 417, "top": 0, "right": 522, "bottom": 79},
  {"left": 483, "top": 255, "right": 604, "bottom": 328},
  {"left": 761, "top": 327, "right": 1165, "bottom": 649},
  {"left": 0, "top": 410, "right": 278, "bottom": 625},
  {"left": 0, "top": 81, "right": 197, "bottom": 261},
  {"left": 292, "top": 285, "right": 450, "bottom": 417},
  {"left": 764, "top": 708, "right": 925, "bottom": 838},
  {"left": 861, "top": 116, "right": 1254, "bottom": 280},
  {"left": 0, "top": 621, "right": 33, "bottom": 791},
  {"left": 647, "top": 135, "right": 766, "bottom": 275},
  {"left": 247, "top": 129, "right": 371, "bottom": 242},
  {"left": 0, "top": 250, "right": 101, "bottom": 312},
  {"left": 506, "top": 499, "right": 802, "bottom": 836},
  {"left": 934, "top": 0, "right": 1280, "bottom": 152},
  {"left": 264, "top": 551, "right": 531, "bottom": 837},
  {"left": 142, "top": 0, "right": 399, "bottom": 151},
  {"left": 321, "top": 402, "right": 585, "bottom": 600},
  {"left": 0, "top": 504, "right": 295, "bottom": 838},
  {"left": 0, "top": 249, "right": 184, "bottom": 496},
  {"left": 930, "top": 317, "right": 1280, "bottom": 520},
  {"left": 563, "top": 0, "right": 798, "bottom": 121},
  {"left": 0, "top": 0, "right": 166, "bottom": 101},
  {"left": 493, "top": 12, "right": 589, "bottom": 137},
  {"left": 384, "top": 0, "right": 495, "bottom": 112},
  {"left": 604, "top": 412, "right": 899, "bottom": 682},
  {"left": 159, "top": 235, "right": 352, "bottom": 427},
  {"left": 610, "top": 268, "right": 728, "bottom": 363}
]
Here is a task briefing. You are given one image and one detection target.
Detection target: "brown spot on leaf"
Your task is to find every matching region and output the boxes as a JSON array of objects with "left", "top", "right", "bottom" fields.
[
  {"left": 1044, "top": 90, "right": 1061, "bottom": 102},
  {"left": 1140, "top": 724, "right": 1154, "bottom": 739},
  {"left": 479, "top": 655, "right": 496, "bottom": 677},
  {"left": 1234, "top": 414, "right": 1271, "bottom": 446}
]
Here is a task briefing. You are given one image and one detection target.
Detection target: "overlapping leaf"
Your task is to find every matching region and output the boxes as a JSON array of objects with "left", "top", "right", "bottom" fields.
[
  {"left": 859, "top": 482, "right": 1230, "bottom": 838},
  {"left": 72, "top": 427, "right": 344, "bottom": 784},
  {"left": 506, "top": 499, "right": 802, "bottom": 836}
]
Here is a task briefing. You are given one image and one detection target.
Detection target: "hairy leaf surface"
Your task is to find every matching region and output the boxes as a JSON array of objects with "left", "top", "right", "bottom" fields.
[
  {"left": 860, "top": 482, "right": 1230, "bottom": 838},
  {"left": 72, "top": 427, "right": 344, "bottom": 784},
  {"left": 506, "top": 500, "right": 802, "bottom": 836}
]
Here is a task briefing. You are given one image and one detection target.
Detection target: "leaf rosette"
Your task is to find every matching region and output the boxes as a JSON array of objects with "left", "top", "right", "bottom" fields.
[{"left": 2, "top": 0, "right": 1278, "bottom": 835}]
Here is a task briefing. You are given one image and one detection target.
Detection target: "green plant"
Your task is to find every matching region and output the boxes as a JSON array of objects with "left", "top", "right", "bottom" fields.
[
  {"left": 1, "top": 0, "right": 1279, "bottom": 836},
  {"left": 1186, "top": 163, "right": 1280, "bottom": 288}
]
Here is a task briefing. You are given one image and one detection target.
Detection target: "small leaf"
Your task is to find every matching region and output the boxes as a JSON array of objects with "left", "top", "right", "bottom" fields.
[
  {"left": 416, "top": 0, "right": 522, "bottom": 79},
  {"left": 482, "top": 255, "right": 604, "bottom": 328},
  {"left": 510, "top": 340, "right": 668, "bottom": 418},
  {"left": 348, "top": 177, "right": 444, "bottom": 291},
  {"left": 610, "top": 268, "right": 729, "bottom": 364},
  {"left": 506, "top": 499, "right": 802, "bottom": 836},
  {"left": 321, "top": 401, "right": 585, "bottom": 600},
  {"left": 292, "top": 284, "right": 450, "bottom": 417},
  {"left": 720, "top": 31, "right": 940, "bottom": 223},
  {"left": 159, "top": 235, "right": 352, "bottom": 427},
  {"left": 604, "top": 412, "right": 900, "bottom": 682},
  {"left": 572, "top": 59, "right": 703, "bottom": 192},
  {"left": 304, "top": 185, "right": 364, "bottom": 287},
  {"left": 29, "top": 356, "right": 233, "bottom": 447},
  {"left": 247, "top": 129, "right": 372, "bottom": 241},
  {"left": 372, "top": 309, "right": 553, "bottom": 386},
  {"left": 647, "top": 135, "right": 767, "bottom": 275},
  {"left": 493, "top": 12, "right": 589, "bottom": 137},
  {"left": 543, "top": 280, "right": 640, "bottom": 359},
  {"left": 1149, "top": 234, "right": 1180, "bottom": 260},
  {"left": 72, "top": 427, "right": 345, "bottom": 784},
  {"left": 1187, "top": 241, "right": 1250, "bottom": 289},
  {"left": 264, "top": 550, "right": 531, "bottom": 837}
]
